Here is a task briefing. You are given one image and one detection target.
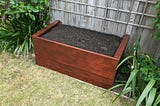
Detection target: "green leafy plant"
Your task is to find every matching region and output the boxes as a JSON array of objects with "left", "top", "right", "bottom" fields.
[
  {"left": 111, "top": 37, "right": 160, "bottom": 106},
  {"left": 115, "top": 47, "right": 133, "bottom": 84},
  {"left": 153, "top": 0, "right": 160, "bottom": 40},
  {"left": 0, "top": 0, "right": 50, "bottom": 55}
]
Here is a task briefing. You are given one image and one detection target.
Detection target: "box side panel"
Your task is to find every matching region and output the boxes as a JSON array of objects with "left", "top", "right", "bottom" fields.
[
  {"left": 114, "top": 34, "right": 129, "bottom": 59},
  {"left": 32, "top": 38, "right": 119, "bottom": 88},
  {"left": 36, "top": 55, "right": 114, "bottom": 88}
]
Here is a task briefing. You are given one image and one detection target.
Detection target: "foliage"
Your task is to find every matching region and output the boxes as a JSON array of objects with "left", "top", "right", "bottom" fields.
[
  {"left": 153, "top": 0, "right": 160, "bottom": 40},
  {"left": 0, "top": 0, "right": 50, "bottom": 55},
  {"left": 115, "top": 47, "right": 133, "bottom": 83},
  {"left": 111, "top": 38, "right": 160, "bottom": 106}
]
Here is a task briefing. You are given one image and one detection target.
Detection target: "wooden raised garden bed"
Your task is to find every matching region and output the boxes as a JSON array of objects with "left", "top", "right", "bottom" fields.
[{"left": 32, "top": 20, "right": 129, "bottom": 89}]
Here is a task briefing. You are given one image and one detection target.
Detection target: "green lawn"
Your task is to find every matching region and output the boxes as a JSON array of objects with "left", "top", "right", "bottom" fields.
[{"left": 0, "top": 52, "right": 135, "bottom": 106}]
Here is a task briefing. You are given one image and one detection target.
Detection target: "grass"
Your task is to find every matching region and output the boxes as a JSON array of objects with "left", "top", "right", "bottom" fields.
[{"left": 0, "top": 52, "right": 135, "bottom": 106}]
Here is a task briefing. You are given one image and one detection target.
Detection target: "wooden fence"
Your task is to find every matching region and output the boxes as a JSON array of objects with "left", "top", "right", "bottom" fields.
[{"left": 50, "top": 0, "right": 160, "bottom": 57}]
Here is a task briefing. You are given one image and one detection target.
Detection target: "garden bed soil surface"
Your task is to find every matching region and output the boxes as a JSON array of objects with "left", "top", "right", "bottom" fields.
[{"left": 41, "top": 24, "right": 122, "bottom": 56}]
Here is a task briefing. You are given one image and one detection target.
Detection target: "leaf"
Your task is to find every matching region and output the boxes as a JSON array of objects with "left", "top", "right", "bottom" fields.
[
  {"left": 108, "top": 84, "right": 125, "bottom": 91},
  {"left": 146, "top": 88, "right": 157, "bottom": 106},
  {"left": 23, "top": 40, "right": 28, "bottom": 55},
  {"left": 19, "top": 7, "right": 25, "bottom": 13},
  {"left": 123, "top": 69, "right": 139, "bottom": 90},
  {"left": 153, "top": 18, "right": 158, "bottom": 23},
  {"left": 44, "top": 0, "right": 50, "bottom": 6},
  {"left": 153, "top": 94, "right": 160, "bottom": 106},
  {"left": 28, "top": 13, "right": 35, "bottom": 20},
  {"left": 131, "top": 76, "right": 136, "bottom": 99},
  {"left": 156, "top": 24, "right": 160, "bottom": 29},
  {"left": 136, "top": 79, "right": 156, "bottom": 106},
  {"left": 32, "top": 8, "right": 39, "bottom": 13},
  {"left": 112, "top": 87, "right": 131, "bottom": 103},
  {"left": 11, "top": 32, "right": 20, "bottom": 37},
  {"left": 116, "top": 55, "right": 134, "bottom": 70},
  {"left": 39, "top": 5, "right": 44, "bottom": 10},
  {"left": 33, "top": 0, "right": 38, "bottom": 3}
]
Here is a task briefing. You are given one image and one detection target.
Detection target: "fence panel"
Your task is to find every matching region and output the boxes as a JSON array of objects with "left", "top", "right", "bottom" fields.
[{"left": 51, "top": 0, "right": 160, "bottom": 57}]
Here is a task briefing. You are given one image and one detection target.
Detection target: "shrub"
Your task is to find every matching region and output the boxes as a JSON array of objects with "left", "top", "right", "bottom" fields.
[
  {"left": 111, "top": 38, "right": 160, "bottom": 106},
  {"left": 0, "top": 0, "right": 50, "bottom": 55}
]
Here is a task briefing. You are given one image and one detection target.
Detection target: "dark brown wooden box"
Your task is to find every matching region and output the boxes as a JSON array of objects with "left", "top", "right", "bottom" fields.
[{"left": 32, "top": 20, "right": 129, "bottom": 89}]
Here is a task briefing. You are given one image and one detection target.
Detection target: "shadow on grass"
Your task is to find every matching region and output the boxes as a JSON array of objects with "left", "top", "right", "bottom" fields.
[{"left": 0, "top": 52, "right": 135, "bottom": 106}]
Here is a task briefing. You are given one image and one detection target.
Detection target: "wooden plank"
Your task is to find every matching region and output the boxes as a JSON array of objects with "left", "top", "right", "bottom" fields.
[
  {"left": 36, "top": 56, "right": 114, "bottom": 88},
  {"left": 92, "top": 0, "right": 98, "bottom": 31},
  {"left": 107, "top": 0, "right": 118, "bottom": 35},
  {"left": 101, "top": 0, "right": 110, "bottom": 32},
  {"left": 114, "top": 0, "right": 120, "bottom": 36},
  {"left": 86, "top": 0, "right": 96, "bottom": 30},
  {"left": 34, "top": 38, "right": 118, "bottom": 79},
  {"left": 79, "top": 0, "right": 87, "bottom": 28},
  {"left": 67, "top": 0, "right": 74, "bottom": 26},
  {"left": 112, "top": 0, "right": 119, "bottom": 35},
  {"left": 73, "top": 0, "right": 77, "bottom": 26},
  {"left": 59, "top": 1, "right": 65, "bottom": 23},
  {"left": 114, "top": 34, "right": 130, "bottom": 59},
  {"left": 75, "top": 0, "right": 81, "bottom": 26},
  {"left": 126, "top": 0, "right": 140, "bottom": 35},
  {"left": 117, "top": 0, "right": 131, "bottom": 37},
  {"left": 64, "top": 0, "right": 69, "bottom": 24},
  {"left": 94, "top": 0, "right": 106, "bottom": 32},
  {"left": 51, "top": 0, "right": 59, "bottom": 21}
]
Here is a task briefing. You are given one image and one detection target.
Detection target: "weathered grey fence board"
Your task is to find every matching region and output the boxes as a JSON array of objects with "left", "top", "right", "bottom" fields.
[{"left": 51, "top": 0, "right": 160, "bottom": 57}]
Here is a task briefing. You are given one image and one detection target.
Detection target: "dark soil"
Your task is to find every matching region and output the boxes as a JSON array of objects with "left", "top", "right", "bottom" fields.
[{"left": 41, "top": 24, "right": 122, "bottom": 56}]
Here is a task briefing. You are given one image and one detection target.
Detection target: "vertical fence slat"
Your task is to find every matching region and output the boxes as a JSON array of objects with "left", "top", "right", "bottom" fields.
[
  {"left": 126, "top": 1, "right": 140, "bottom": 35},
  {"left": 108, "top": 0, "right": 118, "bottom": 35},
  {"left": 80, "top": 0, "right": 87, "bottom": 28},
  {"left": 96, "top": 0, "right": 106, "bottom": 32},
  {"left": 115, "top": 0, "right": 126, "bottom": 37},
  {"left": 75, "top": 0, "right": 80, "bottom": 26},
  {"left": 51, "top": 0, "right": 58, "bottom": 21},
  {"left": 101, "top": 0, "right": 109, "bottom": 33},
  {"left": 86, "top": 0, "right": 95, "bottom": 29},
  {"left": 67, "top": 1, "right": 74, "bottom": 26}
]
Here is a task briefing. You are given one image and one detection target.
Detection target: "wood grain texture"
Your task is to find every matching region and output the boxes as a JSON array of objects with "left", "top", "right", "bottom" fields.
[
  {"left": 32, "top": 21, "right": 129, "bottom": 89},
  {"left": 114, "top": 34, "right": 129, "bottom": 59}
]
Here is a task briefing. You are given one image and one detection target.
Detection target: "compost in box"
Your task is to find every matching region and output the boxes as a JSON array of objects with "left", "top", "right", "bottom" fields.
[{"left": 41, "top": 24, "right": 122, "bottom": 56}]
